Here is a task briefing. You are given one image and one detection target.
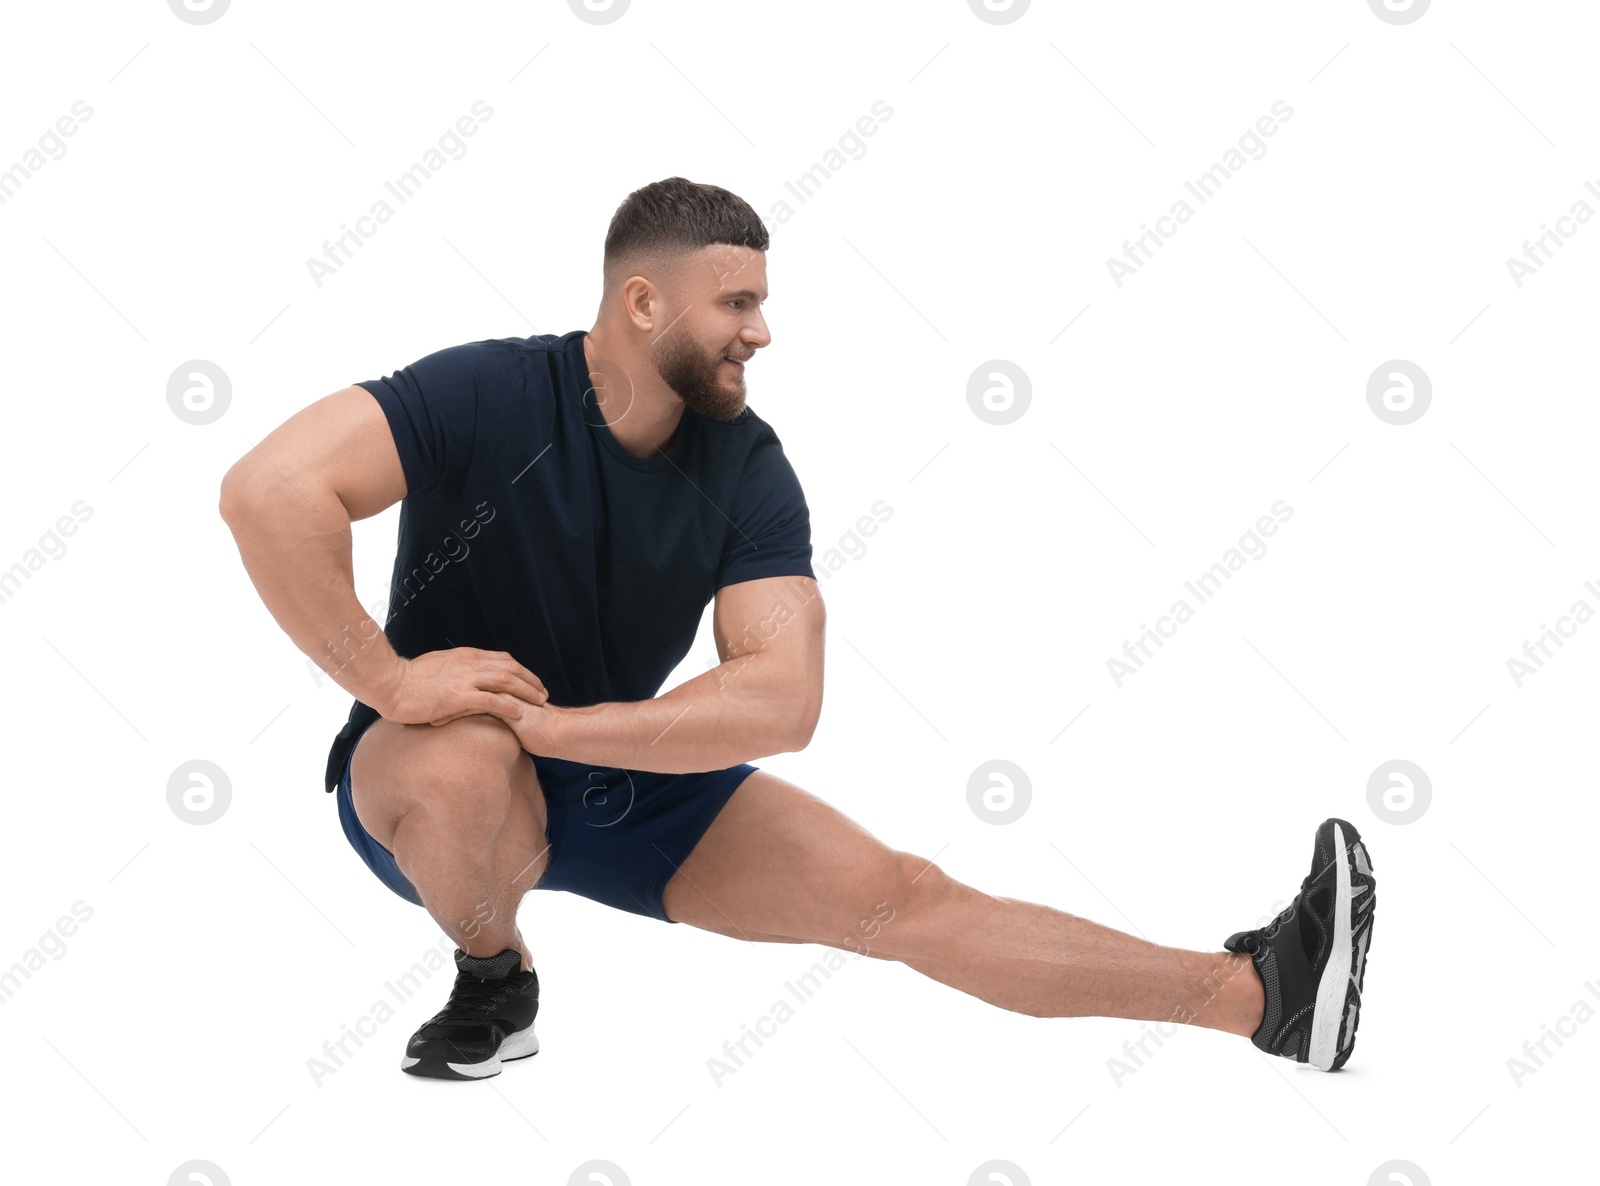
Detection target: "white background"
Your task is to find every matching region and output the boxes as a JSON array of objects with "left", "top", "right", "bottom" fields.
[{"left": 1, "top": 1, "right": 1594, "bottom": 1182}]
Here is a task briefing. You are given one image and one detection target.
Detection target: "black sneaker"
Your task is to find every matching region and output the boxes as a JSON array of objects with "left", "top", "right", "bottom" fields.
[
  {"left": 401, "top": 947, "right": 540, "bottom": 1080},
  {"left": 1224, "top": 817, "right": 1375, "bottom": 1071}
]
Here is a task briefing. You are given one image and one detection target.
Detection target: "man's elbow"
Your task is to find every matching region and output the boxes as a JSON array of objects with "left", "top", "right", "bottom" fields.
[
  {"left": 781, "top": 687, "right": 823, "bottom": 752},
  {"left": 218, "top": 457, "right": 262, "bottom": 524}
]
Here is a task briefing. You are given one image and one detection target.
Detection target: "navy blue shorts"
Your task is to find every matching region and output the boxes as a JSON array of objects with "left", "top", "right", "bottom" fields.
[{"left": 334, "top": 723, "right": 758, "bottom": 923}]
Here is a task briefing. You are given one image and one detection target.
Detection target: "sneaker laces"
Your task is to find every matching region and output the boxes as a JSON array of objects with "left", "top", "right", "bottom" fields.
[
  {"left": 434, "top": 970, "right": 523, "bottom": 1026},
  {"left": 1257, "top": 871, "right": 1316, "bottom": 943}
]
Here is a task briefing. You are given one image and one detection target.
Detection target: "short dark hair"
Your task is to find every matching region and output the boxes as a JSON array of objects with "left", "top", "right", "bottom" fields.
[{"left": 602, "top": 177, "right": 768, "bottom": 295}]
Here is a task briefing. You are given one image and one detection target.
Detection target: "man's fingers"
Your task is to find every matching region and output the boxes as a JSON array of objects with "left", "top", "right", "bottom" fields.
[
  {"left": 471, "top": 689, "right": 520, "bottom": 719},
  {"left": 505, "top": 664, "right": 548, "bottom": 699},
  {"left": 464, "top": 657, "right": 543, "bottom": 703},
  {"left": 451, "top": 653, "right": 550, "bottom": 697},
  {"left": 476, "top": 693, "right": 534, "bottom": 726},
  {"left": 489, "top": 651, "right": 548, "bottom": 698},
  {"left": 435, "top": 691, "right": 516, "bottom": 724},
  {"left": 461, "top": 653, "right": 547, "bottom": 700},
  {"left": 483, "top": 669, "right": 548, "bottom": 704}
]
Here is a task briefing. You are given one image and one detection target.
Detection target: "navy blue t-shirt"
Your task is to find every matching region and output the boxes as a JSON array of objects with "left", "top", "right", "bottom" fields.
[{"left": 323, "top": 329, "right": 814, "bottom": 792}]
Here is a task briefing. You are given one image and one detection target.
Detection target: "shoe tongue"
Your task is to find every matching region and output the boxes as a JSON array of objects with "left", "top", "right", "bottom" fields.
[
  {"left": 455, "top": 948, "right": 520, "bottom": 980},
  {"left": 1301, "top": 885, "right": 1332, "bottom": 962}
]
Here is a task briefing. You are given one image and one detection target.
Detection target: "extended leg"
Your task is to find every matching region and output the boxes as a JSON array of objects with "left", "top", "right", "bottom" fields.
[{"left": 661, "top": 770, "right": 1262, "bottom": 1037}]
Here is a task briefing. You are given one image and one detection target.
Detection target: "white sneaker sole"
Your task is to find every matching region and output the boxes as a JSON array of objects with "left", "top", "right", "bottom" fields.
[
  {"left": 1307, "top": 822, "right": 1353, "bottom": 1071},
  {"left": 401, "top": 1023, "right": 539, "bottom": 1079}
]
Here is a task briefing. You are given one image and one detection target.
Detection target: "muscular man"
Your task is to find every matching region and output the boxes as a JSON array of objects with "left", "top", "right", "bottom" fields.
[{"left": 220, "top": 176, "right": 1375, "bottom": 1082}]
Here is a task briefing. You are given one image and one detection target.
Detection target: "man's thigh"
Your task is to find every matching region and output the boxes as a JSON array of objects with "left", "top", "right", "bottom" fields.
[{"left": 660, "top": 769, "right": 948, "bottom": 955}]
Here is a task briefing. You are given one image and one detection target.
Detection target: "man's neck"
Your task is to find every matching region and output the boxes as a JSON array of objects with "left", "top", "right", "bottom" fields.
[{"left": 581, "top": 329, "right": 684, "bottom": 461}]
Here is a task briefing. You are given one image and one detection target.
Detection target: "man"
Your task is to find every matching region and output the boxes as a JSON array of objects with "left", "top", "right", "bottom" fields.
[{"left": 220, "top": 177, "right": 1376, "bottom": 1082}]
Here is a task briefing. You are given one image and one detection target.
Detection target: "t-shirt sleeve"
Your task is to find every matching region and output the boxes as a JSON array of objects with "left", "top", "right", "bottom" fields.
[
  {"left": 357, "top": 339, "right": 521, "bottom": 500},
  {"left": 715, "top": 424, "right": 816, "bottom": 591}
]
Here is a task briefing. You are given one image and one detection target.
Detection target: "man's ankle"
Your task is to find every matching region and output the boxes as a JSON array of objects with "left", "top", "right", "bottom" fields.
[{"left": 1173, "top": 949, "right": 1262, "bottom": 1037}]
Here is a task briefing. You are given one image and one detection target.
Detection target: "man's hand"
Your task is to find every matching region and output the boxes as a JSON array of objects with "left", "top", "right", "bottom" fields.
[
  {"left": 375, "top": 647, "right": 550, "bottom": 727},
  {"left": 501, "top": 695, "right": 568, "bottom": 756}
]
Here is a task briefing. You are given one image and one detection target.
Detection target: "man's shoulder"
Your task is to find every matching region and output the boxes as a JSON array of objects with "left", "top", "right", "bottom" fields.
[
  {"left": 482, "top": 329, "right": 583, "bottom": 353},
  {"left": 368, "top": 332, "right": 569, "bottom": 383},
  {"left": 699, "top": 405, "right": 809, "bottom": 506},
  {"left": 450, "top": 330, "right": 579, "bottom": 366},
  {"left": 696, "top": 405, "right": 788, "bottom": 480},
  {"left": 390, "top": 331, "right": 578, "bottom": 402}
]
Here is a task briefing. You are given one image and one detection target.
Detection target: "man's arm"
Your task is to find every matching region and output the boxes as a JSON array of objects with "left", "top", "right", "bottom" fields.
[
  {"left": 218, "top": 385, "right": 548, "bottom": 723},
  {"left": 513, "top": 573, "right": 825, "bottom": 773}
]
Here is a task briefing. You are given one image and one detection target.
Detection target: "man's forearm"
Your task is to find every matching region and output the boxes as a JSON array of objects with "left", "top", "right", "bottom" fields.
[
  {"left": 531, "top": 653, "right": 813, "bottom": 773},
  {"left": 220, "top": 466, "right": 402, "bottom": 712}
]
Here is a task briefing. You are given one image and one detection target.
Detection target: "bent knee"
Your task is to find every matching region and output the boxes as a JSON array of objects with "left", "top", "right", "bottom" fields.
[{"left": 357, "top": 714, "right": 526, "bottom": 817}]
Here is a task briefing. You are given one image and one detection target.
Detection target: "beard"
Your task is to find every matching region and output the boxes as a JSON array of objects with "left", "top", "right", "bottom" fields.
[{"left": 652, "top": 331, "right": 747, "bottom": 423}]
